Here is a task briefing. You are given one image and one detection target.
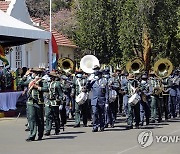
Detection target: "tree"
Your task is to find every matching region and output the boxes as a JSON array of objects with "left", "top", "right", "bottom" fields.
[
  {"left": 116, "top": 0, "right": 179, "bottom": 67},
  {"left": 74, "top": 0, "right": 121, "bottom": 64},
  {"left": 26, "top": 0, "right": 72, "bottom": 19},
  {"left": 26, "top": 0, "right": 50, "bottom": 19}
]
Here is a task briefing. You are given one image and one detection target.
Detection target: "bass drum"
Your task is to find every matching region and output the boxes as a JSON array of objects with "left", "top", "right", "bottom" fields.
[
  {"left": 75, "top": 92, "right": 88, "bottom": 105},
  {"left": 128, "top": 93, "right": 140, "bottom": 106}
]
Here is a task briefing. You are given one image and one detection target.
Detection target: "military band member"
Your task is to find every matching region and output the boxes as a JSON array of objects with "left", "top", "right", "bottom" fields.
[
  {"left": 162, "top": 77, "right": 170, "bottom": 120},
  {"left": 120, "top": 71, "right": 129, "bottom": 117},
  {"left": 25, "top": 68, "right": 45, "bottom": 141},
  {"left": 71, "top": 70, "right": 88, "bottom": 127},
  {"left": 87, "top": 69, "right": 109, "bottom": 132},
  {"left": 105, "top": 70, "right": 118, "bottom": 128},
  {"left": 126, "top": 74, "right": 140, "bottom": 129},
  {"left": 139, "top": 74, "right": 151, "bottom": 126},
  {"left": 114, "top": 69, "right": 123, "bottom": 115},
  {"left": 168, "top": 77, "right": 178, "bottom": 118},
  {"left": 148, "top": 72, "right": 162, "bottom": 123},
  {"left": 59, "top": 74, "right": 70, "bottom": 127},
  {"left": 42, "top": 71, "right": 64, "bottom": 136}
]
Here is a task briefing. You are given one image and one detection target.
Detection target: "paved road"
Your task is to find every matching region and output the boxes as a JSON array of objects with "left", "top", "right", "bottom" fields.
[{"left": 0, "top": 116, "right": 180, "bottom": 154}]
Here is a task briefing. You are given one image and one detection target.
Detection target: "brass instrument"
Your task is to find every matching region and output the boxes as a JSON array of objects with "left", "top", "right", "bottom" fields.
[
  {"left": 153, "top": 58, "right": 173, "bottom": 79},
  {"left": 153, "top": 86, "right": 162, "bottom": 96},
  {"left": 58, "top": 57, "right": 74, "bottom": 73},
  {"left": 126, "top": 58, "right": 145, "bottom": 74},
  {"left": 80, "top": 55, "right": 100, "bottom": 74},
  {"left": 27, "top": 77, "right": 42, "bottom": 95}
]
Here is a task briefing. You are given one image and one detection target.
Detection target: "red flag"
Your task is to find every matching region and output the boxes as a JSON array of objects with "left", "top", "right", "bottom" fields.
[
  {"left": 52, "top": 34, "right": 58, "bottom": 55},
  {"left": 51, "top": 33, "right": 59, "bottom": 69}
]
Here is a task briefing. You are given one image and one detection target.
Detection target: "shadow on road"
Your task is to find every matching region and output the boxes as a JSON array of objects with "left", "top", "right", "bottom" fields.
[
  {"left": 61, "top": 131, "right": 85, "bottom": 135},
  {"left": 140, "top": 126, "right": 163, "bottom": 129},
  {"left": 43, "top": 135, "right": 77, "bottom": 140},
  {"left": 166, "top": 118, "right": 180, "bottom": 123},
  {"left": 104, "top": 128, "right": 128, "bottom": 132},
  {"left": 149, "top": 123, "right": 169, "bottom": 126}
]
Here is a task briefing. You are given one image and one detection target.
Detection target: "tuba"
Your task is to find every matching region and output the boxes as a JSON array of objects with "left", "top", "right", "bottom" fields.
[
  {"left": 80, "top": 55, "right": 100, "bottom": 74},
  {"left": 126, "top": 58, "right": 145, "bottom": 74},
  {"left": 153, "top": 58, "right": 173, "bottom": 79},
  {"left": 58, "top": 57, "right": 74, "bottom": 73}
]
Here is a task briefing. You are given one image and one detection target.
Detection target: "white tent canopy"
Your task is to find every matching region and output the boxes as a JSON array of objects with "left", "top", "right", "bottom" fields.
[{"left": 0, "top": 9, "right": 50, "bottom": 47}]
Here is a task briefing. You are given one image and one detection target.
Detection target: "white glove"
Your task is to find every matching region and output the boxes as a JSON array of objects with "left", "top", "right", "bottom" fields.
[
  {"left": 105, "top": 104, "right": 109, "bottom": 108},
  {"left": 59, "top": 105, "right": 63, "bottom": 110}
]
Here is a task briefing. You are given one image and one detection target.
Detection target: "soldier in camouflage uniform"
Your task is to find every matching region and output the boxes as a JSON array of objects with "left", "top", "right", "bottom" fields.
[
  {"left": 43, "top": 71, "right": 64, "bottom": 136},
  {"left": 24, "top": 68, "right": 45, "bottom": 142}
]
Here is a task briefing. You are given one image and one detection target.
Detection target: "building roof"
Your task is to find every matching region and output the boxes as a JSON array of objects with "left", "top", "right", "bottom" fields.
[
  {"left": 0, "top": 0, "right": 10, "bottom": 12},
  {"left": 31, "top": 17, "right": 77, "bottom": 48},
  {"left": 0, "top": 0, "right": 77, "bottom": 48}
]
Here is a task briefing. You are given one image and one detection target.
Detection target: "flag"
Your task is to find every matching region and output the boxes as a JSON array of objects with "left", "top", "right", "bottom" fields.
[
  {"left": 51, "top": 34, "right": 59, "bottom": 70},
  {"left": 0, "top": 45, "right": 9, "bottom": 66}
]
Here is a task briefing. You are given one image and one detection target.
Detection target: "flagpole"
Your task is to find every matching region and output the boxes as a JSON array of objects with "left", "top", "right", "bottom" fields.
[
  {"left": 49, "top": 0, "right": 52, "bottom": 71},
  {"left": 50, "top": 0, "right": 52, "bottom": 33}
]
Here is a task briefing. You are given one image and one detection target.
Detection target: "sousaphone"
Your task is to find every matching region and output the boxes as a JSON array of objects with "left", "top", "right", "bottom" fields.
[
  {"left": 153, "top": 58, "right": 173, "bottom": 79},
  {"left": 58, "top": 57, "right": 74, "bottom": 73},
  {"left": 80, "top": 55, "right": 100, "bottom": 74},
  {"left": 126, "top": 58, "right": 145, "bottom": 74}
]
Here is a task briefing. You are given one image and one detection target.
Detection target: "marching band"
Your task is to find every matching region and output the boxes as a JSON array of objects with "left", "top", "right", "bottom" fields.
[{"left": 16, "top": 56, "right": 179, "bottom": 142}]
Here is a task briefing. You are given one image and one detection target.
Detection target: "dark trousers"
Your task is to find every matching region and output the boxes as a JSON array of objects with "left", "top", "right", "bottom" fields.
[
  {"left": 92, "top": 103, "right": 105, "bottom": 129},
  {"left": 162, "top": 95, "right": 169, "bottom": 119},
  {"left": 75, "top": 101, "right": 88, "bottom": 125},
  {"left": 27, "top": 103, "right": 44, "bottom": 139},
  {"left": 105, "top": 102, "right": 116, "bottom": 125},
  {"left": 127, "top": 102, "right": 140, "bottom": 126},
  {"left": 115, "top": 93, "right": 123, "bottom": 114},
  {"left": 151, "top": 96, "right": 162, "bottom": 121},
  {"left": 140, "top": 101, "right": 150, "bottom": 125},
  {"left": 60, "top": 103, "right": 67, "bottom": 126},
  {"left": 45, "top": 105, "right": 60, "bottom": 133},
  {"left": 169, "top": 96, "right": 177, "bottom": 118}
]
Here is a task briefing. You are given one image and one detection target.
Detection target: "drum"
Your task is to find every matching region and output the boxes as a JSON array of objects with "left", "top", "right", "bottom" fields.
[
  {"left": 109, "top": 89, "right": 117, "bottom": 103},
  {"left": 128, "top": 93, "right": 140, "bottom": 106},
  {"left": 75, "top": 92, "right": 88, "bottom": 105}
]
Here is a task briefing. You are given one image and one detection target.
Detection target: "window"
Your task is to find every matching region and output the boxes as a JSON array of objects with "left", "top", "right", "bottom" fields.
[{"left": 15, "top": 46, "right": 22, "bottom": 68}]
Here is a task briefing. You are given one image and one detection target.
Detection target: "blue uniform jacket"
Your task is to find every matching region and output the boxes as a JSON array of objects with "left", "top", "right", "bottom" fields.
[{"left": 87, "top": 77, "right": 109, "bottom": 106}]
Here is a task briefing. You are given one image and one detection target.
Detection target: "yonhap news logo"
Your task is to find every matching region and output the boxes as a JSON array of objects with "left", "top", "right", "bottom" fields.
[
  {"left": 137, "top": 130, "right": 180, "bottom": 148},
  {"left": 138, "top": 130, "right": 153, "bottom": 148}
]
